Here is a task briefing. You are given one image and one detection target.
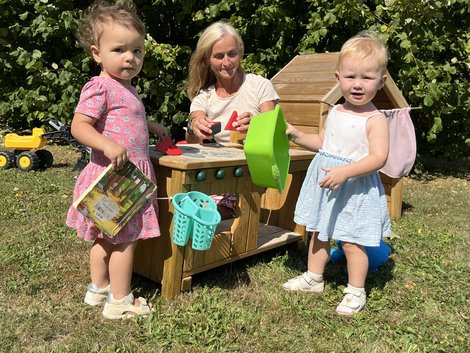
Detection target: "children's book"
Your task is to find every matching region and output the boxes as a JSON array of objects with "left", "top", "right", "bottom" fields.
[{"left": 73, "top": 160, "right": 157, "bottom": 237}]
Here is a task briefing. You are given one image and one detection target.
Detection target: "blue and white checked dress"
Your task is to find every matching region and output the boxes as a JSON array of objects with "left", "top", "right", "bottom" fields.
[{"left": 294, "top": 106, "right": 391, "bottom": 247}]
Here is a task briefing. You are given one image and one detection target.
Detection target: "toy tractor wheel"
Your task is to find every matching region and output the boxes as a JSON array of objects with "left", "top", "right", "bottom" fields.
[
  {"left": 0, "top": 150, "right": 15, "bottom": 170},
  {"left": 36, "top": 149, "right": 54, "bottom": 169},
  {"left": 15, "top": 151, "right": 40, "bottom": 171}
]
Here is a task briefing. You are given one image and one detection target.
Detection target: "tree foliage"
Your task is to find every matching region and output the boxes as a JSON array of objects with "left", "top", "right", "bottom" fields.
[{"left": 0, "top": 0, "right": 468, "bottom": 158}]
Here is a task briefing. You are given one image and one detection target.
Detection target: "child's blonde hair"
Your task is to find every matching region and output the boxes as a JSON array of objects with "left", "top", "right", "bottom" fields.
[
  {"left": 186, "top": 21, "right": 245, "bottom": 100},
  {"left": 337, "top": 30, "right": 389, "bottom": 74},
  {"left": 77, "top": 0, "right": 146, "bottom": 54}
]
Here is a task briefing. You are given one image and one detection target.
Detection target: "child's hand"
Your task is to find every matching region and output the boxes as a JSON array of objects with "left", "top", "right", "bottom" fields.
[
  {"left": 103, "top": 141, "right": 129, "bottom": 170},
  {"left": 149, "top": 122, "right": 169, "bottom": 140},
  {"left": 319, "top": 166, "right": 348, "bottom": 190},
  {"left": 286, "top": 123, "right": 298, "bottom": 142}
]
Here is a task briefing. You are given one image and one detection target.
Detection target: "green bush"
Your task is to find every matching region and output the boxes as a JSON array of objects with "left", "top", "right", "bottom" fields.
[{"left": 1, "top": 0, "right": 468, "bottom": 158}]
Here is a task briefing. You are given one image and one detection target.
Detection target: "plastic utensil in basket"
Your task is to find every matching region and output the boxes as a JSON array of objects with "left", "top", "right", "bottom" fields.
[{"left": 171, "top": 193, "right": 198, "bottom": 246}]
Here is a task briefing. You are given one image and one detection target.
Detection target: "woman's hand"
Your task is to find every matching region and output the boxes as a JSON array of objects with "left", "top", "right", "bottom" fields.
[
  {"left": 233, "top": 112, "right": 253, "bottom": 132},
  {"left": 189, "top": 114, "right": 214, "bottom": 139}
]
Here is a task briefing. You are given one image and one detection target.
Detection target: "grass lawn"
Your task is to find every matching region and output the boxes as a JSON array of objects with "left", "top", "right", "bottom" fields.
[{"left": 0, "top": 142, "right": 469, "bottom": 353}]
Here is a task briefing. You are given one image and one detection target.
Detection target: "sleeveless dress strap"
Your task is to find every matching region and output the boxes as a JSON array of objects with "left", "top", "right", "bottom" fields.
[{"left": 365, "top": 111, "right": 385, "bottom": 119}]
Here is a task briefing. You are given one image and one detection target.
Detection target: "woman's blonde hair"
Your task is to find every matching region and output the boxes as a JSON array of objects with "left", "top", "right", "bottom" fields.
[
  {"left": 337, "top": 30, "right": 389, "bottom": 74},
  {"left": 76, "top": 0, "right": 146, "bottom": 55},
  {"left": 186, "top": 21, "right": 244, "bottom": 100}
]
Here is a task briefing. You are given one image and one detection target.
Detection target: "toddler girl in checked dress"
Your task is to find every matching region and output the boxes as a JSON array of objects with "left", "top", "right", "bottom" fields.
[{"left": 283, "top": 31, "right": 392, "bottom": 315}]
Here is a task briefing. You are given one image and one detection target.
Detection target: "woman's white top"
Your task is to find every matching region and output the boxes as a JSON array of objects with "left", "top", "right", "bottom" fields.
[{"left": 190, "top": 73, "right": 279, "bottom": 143}]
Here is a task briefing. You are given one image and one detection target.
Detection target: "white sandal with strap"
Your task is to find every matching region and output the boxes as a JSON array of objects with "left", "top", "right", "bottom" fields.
[
  {"left": 84, "top": 283, "right": 110, "bottom": 306},
  {"left": 336, "top": 286, "right": 367, "bottom": 316},
  {"left": 282, "top": 272, "right": 324, "bottom": 292},
  {"left": 102, "top": 292, "right": 152, "bottom": 320}
]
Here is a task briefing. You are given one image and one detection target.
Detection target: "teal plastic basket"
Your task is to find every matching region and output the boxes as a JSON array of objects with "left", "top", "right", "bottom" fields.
[
  {"left": 171, "top": 191, "right": 221, "bottom": 250},
  {"left": 192, "top": 207, "right": 221, "bottom": 250},
  {"left": 172, "top": 193, "right": 198, "bottom": 246}
]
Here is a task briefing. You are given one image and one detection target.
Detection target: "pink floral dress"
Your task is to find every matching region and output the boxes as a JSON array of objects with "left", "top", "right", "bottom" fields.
[{"left": 66, "top": 76, "right": 160, "bottom": 244}]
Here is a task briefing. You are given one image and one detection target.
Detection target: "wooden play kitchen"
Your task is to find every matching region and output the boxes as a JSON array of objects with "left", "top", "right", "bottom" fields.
[{"left": 133, "top": 143, "right": 313, "bottom": 300}]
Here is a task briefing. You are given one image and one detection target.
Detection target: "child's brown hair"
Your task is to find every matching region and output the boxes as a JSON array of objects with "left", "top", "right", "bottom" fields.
[{"left": 76, "top": 0, "right": 145, "bottom": 54}]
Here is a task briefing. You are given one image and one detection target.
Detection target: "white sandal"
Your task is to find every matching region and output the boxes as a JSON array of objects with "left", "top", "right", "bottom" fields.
[
  {"left": 336, "top": 286, "right": 366, "bottom": 316},
  {"left": 84, "top": 283, "right": 110, "bottom": 306},
  {"left": 282, "top": 272, "right": 324, "bottom": 292},
  {"left": 102, "top": 292, "right": 152, "bottom": 319}
]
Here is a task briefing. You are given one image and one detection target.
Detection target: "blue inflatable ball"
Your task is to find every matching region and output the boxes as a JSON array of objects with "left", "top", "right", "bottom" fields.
[
  {"left": 329, "top": 246, "right": 344, "bottom": 264},
  {"left": 330, "top": 240, "right": 391, "bottom": 271},
  {"left": 365, "top": 240, "right": 391, "bottom": 271}
]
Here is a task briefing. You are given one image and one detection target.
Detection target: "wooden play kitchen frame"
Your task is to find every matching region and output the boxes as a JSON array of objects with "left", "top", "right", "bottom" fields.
[{"left": 133, "top": 144, "right": 314, "bottom": 300}]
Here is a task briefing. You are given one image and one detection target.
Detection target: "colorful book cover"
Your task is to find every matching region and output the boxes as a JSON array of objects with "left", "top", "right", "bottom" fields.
[{"left": 73, "top": 160, "right": 157, "bottom": 237}]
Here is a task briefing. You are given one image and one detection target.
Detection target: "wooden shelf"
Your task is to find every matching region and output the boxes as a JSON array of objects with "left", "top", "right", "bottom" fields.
[{"left": 182, "top": 221, "right": 303, "bottom": 277}]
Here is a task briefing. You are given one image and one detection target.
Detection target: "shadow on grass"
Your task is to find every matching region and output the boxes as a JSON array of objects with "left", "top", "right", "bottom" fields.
[
  {"left": 188, "top": 245, "right": 303, "bottom": 291},
  {"left": 133, "top": 239, "right": 396, "bottom": 299},
  {"left": 132, "top": 272, "right": 163, "bottom": 298},
  {"left": 189, "top": 256, "right": 256, "bottom": 290}
]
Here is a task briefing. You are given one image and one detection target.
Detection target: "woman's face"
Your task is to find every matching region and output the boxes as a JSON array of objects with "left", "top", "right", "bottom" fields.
[{"left": 209, "top": 35, "right": 241, "bottom": 81}]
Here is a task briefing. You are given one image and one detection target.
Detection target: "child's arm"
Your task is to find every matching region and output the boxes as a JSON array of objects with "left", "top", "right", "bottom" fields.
[
  {"left": 319, "top": 114, "right": 389, "bottom": 190},
  {"left": 286, "top": 123, "right": 324, "bottom": 152},
  {"left": 71, "top": 113, "right": 129, "bottom": 169},
  {"left": 147, "top": 121, "right": 169, "bottom": 140}
]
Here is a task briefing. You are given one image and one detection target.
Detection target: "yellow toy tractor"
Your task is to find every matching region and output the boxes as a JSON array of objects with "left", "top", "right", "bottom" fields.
[{"left": 0, "top": 121, "right": 88, "bottom": 171}]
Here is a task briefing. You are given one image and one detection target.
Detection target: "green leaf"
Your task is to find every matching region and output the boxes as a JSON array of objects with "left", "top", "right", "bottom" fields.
[
  {"left": 423, "top": 96, "right": 434, "bottom": 107},
  {"left": 32, "top": 50, "right": 42, "bottom": 59},
  {"left": 19, "top": 12, "right": 29, "bottom": 21},
  {"left": 400, "top": 39, "right": 411, "bottom": 49}
]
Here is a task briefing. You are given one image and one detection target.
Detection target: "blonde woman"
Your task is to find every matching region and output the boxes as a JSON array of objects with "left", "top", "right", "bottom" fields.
[
  {"left": 186, "top": 21, "right": 279, "bottom": 218},
  {"left": 186, "top": 21, "right": 279, "bottom": 144}
]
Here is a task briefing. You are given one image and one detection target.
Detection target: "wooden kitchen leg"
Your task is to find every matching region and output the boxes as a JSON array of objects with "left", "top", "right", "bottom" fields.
[
  {"left": 161, "top": 168, "right": 187, "bottom": 300},
  {"left": 161, "top": 240, "right": 185, "bottom": 300},
  {"left": 181, "top": 276, "right": 192, "bottom": 292}
]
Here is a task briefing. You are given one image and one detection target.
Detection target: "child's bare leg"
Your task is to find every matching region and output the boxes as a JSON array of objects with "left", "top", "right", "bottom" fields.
[
  {"left": 108, "top": 241, "right": 137, "bottom": 300},
  {"left": 90, "top": 238, "right": 112, "bottom": 288},
  {"left": 342, "top": 242, "right": 368, "bottom": 287},
  {"left": 336, "top": 242, "right": 368, "bottom": 315},
  {"left": 307, "top": 232, "right": 330, "bottom": 275},
  {"left": 103, "top": 241, "right": 152, "bottom": 319},
  {"left": 283, "top": 232, "right": 328, "bottom": 292}
]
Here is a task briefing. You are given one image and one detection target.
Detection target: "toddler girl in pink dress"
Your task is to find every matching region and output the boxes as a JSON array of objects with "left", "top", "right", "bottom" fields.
[{"left": 66, "top": 1, "right": 167, "bottom": 319}]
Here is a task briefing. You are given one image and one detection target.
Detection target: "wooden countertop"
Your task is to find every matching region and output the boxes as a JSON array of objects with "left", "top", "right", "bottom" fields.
[{"left": 150, "top": 143, "right": 314, "bottom": 170}]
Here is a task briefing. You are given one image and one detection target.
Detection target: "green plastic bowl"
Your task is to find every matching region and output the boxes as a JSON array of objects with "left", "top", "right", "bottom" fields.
[{"left": 244, "top": 105, "right": 290, "bottom": 192}]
